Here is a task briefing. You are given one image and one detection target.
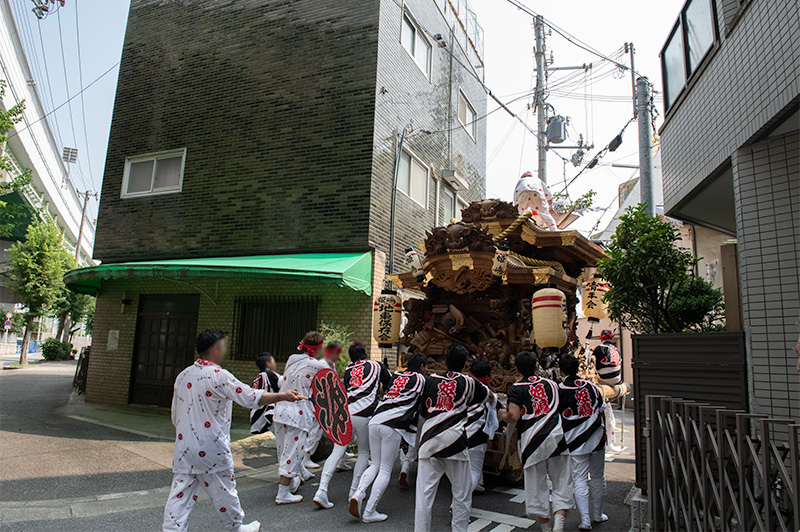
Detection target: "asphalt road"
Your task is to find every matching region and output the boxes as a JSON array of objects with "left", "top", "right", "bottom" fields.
[{"left": 0, "top": 362, "right": 636, "bottom": 531}]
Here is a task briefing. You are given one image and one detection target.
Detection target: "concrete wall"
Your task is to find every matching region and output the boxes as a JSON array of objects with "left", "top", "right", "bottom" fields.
[
  {"left": 659, "top": 0, "right": 800, "bottom": 424},
  {"left": 86, "top": 277, "right": 377, "bottom": 407},
  {"left": 95, "top": 0, "right": 381, "bottom": 262},
  {"left": 733, "top": 130, "right": 800, "bottom": 422},
  {"left": 370, "top": 0, "right": 487, "bottom": 272},
  {"left": 660, "top": 0, "right": 800, "bottom": 212}
]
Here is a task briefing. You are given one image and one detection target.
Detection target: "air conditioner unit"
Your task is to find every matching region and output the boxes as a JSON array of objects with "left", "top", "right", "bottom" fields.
[{"left": 442, "top": 169, "right": 468, "bottom": 191}]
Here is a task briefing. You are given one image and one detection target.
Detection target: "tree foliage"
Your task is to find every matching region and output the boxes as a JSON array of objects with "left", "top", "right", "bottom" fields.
[
  {"left": 0, "top": 79, "right": 33, "bottom": 238},
  {"left": 596, "top": 204, "right": 724, "bottom": 334},
  {"left": 318, "top": 320, "right": 354, "bottom": 377},
  {"left": 5, "top": 220, "right": 73, "bottom": 363}
]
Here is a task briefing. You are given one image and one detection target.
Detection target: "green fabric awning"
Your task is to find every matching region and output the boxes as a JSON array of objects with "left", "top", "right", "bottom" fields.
[{"left": 64, "top": 252, "right": 373, "bottom": 296}]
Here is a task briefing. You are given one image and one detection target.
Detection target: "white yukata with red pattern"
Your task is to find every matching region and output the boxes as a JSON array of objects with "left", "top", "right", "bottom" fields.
[
  {"left": 163, "top": 358, "right": 263, "bottom": 531},
  {"left": 273, "top": 353, "right": 329, "bottom": 478}
]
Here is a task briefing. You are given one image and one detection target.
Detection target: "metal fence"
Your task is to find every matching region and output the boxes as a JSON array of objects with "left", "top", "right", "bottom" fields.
[{"left": 645, "top": 395, "right": 800, "bottom": 532}]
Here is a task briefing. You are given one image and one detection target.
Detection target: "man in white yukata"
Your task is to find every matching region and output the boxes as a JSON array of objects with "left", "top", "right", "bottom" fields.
[
  {"left": 163, "top": 330, "right": 300, "bottom": 532},
  {"left": 272, "top": 331, "right": 330, "bottom": 504},
  {"left": 415, "top": 344, "right": 489, "bottom": 532}
]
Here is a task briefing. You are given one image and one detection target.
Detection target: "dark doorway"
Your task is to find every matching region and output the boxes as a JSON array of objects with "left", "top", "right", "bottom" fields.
[{"left": 130, "top": 294, "right": 200, "bottom": 407}]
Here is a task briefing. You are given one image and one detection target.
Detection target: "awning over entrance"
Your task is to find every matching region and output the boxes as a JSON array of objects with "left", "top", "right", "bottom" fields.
[{"left": 64, "top": 252, "right": 374, "bottom": 296}]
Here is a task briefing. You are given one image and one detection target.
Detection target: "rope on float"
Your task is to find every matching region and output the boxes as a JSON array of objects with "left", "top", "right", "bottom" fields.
[
  {"left": 493, "top": 211, "right": 532, "bottom": 242},
  {"left": 508, "top": 251, "right": 566, "bottom": 274}
]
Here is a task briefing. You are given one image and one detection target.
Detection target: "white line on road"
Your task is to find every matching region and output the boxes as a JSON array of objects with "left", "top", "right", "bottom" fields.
[
  {"left": 488, "top": 524, "right": 516, "bottom": 532},
  {"left": 470, "top": 508, "right": 535, "bottom": 529},
  {"left": 468, "top": 518, "right": 492, "bottom": 532}
]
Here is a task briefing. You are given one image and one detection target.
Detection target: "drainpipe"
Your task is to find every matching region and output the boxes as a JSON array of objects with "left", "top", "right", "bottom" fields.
[
  {"left": 388, "top": 128, "right": 407, "bottom": 275},
  {"left": 434, "top": 178, "right": 440, "bottom": 226}
]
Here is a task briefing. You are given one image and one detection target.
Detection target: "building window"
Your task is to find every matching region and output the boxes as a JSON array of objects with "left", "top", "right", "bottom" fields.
[
  {"left": 458, "top": 91, "right": 477, "bottom": 138},
  {"left": 232, "top": 296, "right": 319, "bottom": 362},
  {"left": 401, "top": 14, "right": 431, "bottom": 76},
  {"left": 121, "top": 149, "right": 186, "bottom": 198},
  {"left": 397, "top": 150, "right": 428, "bottom": 207},
  {"left": 442, "top": 186, "right": 456, "bottom": 223},
  {"left": 660, "top": 0, "right": 718, "bottom": 111}
]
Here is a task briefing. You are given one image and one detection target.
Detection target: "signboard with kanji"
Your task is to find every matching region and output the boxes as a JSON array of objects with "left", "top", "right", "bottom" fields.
[{"left": 310, "top": 368, "right": 352, "bottom": 446}]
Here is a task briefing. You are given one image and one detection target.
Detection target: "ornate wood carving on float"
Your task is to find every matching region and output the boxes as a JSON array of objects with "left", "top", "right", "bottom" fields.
[{"left": 388, "top": 195, "right": 610, "bottom": 392}]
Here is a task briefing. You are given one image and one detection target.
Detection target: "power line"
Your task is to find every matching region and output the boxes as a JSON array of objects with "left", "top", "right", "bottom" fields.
[
  {"left": 8, "top": 61, "right": 120, "bottom": 140},
  {"left": 73, "top": 1, "right": 94, "bottom": 189},
  {"left": 54, "top": 7, "right": 89, "bottom": 191},
  {"left": 505, "top": 0, "right": 650, "bottom": 84},
  {"left": 36, "top": 19, "right": 64, "bottom": 144}
]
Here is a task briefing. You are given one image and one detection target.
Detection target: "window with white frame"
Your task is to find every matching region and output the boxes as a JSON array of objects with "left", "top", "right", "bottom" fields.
[
  {"left": 400, "top": 15, "right": 431, "bottom": 76},
  {"left": 122, "top": 149, "right": 186, "bottom": 197},
  {"left": 442, "top": 186, "right": 456, "bottom": 223},
  {"left": 458, "top": 91, "right": 477, "bottom": 138},
  {"left": 397, "top": 151, "right": 428, "bottom": 207}
]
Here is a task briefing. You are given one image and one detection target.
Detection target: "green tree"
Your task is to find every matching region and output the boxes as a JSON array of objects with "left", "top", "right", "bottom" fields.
[
  {"left": 318, "top": 321, "right": 354, "bottom": 377},
  {"left": 0, "top": 79, "right": 33, "bottom": 237},
  {"left": 596, "top": 204, "right": 724, "bottom": 334},
  {"left": 5, "top": 220, "right": 73, "bottom": 364}
]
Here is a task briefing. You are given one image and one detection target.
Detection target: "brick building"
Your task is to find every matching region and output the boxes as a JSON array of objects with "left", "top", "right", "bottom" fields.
[
  {"left": 65, "top": 0, "right": 487, "bottom": 407},
  {"left": 658, "top": 0, "right": 799, "bottom": 423}
]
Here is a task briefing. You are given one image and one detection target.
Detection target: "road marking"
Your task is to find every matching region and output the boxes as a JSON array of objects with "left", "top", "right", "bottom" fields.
[
  {"left": 488, "top": 525, "right": 516, "bottom": 532},
  {"left": 470, "top": 508, "right": 535, "bottom": 529},
  {"left": 468, "top": 518, "right": 492, "bottom": 532},
  {"left": 493, "top": 487, "right": 525, "bottom": 504}
]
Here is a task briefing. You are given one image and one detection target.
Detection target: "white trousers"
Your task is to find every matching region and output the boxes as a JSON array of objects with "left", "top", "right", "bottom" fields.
[
  {"left": 401, "top": 442, "right": 418, "bottom": 475},
  {"left": 319, "top": 416, "right": 371, "bottom": 494},
  {"left": 162, "top": 470, "right": 243, "bottom": 531},
  {"left": 414, "top": 457, "right": 472, "bottom": 532},
  {"left": 356, "top": 424, "right": 403, "bottom": 513},
  {"left": 274, "top": 424, "right": 307, "bottom": 478},
  {"left": 572, "top": 451, "right": 606, "bottom": 525},
  {"left": 306, "top": 424, "right": 323, "bottom": 458},
  {"left": 523, "top": 454, "right": 574, "bottom": 518},
  {"left": 468, "top": 444, "right": 487, "bottom": 491}
]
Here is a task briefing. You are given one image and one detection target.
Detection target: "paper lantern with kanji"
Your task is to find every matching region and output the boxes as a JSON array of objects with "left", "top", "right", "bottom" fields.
[
  {"left": 492, "top": 239, "right": 510, "bottom": 281},
  {"left": 373, "top": 289, "right": 402, "bottom": 348},
  {"left": 405, "top": 247, "right": 425, "bottom": 282},
  {"left": 582, "top": 277, "right": 610, "bottom": 322},
  {"left": 532, "top": 288, "right": 568, "bottom": 351}
]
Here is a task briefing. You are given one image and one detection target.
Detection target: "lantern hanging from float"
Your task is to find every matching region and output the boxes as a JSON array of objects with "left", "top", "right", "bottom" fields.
[
  {"left": 582, "top": 276, "right": 610, "bottom": 338},
  {"left": 492, "top": 239, "right": 510, "bottom": 282},
  {"left": 404, "top": 247, "right": 425, "bottom": 282},
  {"left": 373, "top": 289, "right": 402, "bottom": 348},
  {"left": 532, "top": 287, "right": 568, "bottom": 352}
]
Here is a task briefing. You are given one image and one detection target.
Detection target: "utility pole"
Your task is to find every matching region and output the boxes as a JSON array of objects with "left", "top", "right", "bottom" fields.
[
  {"left": 636, "top": 77, "right": 655, "bottom": 216},
  {"left": 625, "top": 43, "right": 636, "bottom": 118},
  {"left": 74, "top": 190, "right": 97, "bottom": 262},
  {"left": 534, "top": 15, "right": 548, "bottom": 184}
]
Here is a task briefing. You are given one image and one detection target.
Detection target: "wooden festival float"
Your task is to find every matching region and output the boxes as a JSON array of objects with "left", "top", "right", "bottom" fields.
[{"left": 382, "top": 197, "right": 630, "bottom": 479}]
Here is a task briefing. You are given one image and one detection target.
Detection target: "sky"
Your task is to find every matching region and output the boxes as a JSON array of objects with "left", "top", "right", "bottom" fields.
[{"left": 8, "top": 0, "right": 685, "bottom": 234}]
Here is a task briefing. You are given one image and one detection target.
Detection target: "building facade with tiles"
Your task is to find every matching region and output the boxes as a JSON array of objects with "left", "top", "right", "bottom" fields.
[
  {"left": 658, "top": 0, "right": 799, "bottom": 423},
  {"left": 71, "top": 0, "right": 488, "bottom": 408}
]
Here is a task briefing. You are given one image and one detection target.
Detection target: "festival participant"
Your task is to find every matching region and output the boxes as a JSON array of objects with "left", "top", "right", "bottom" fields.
[
  {"left": 414, "top": 344, "right": 489, "bottom": 532},
  {"left": 466, "top": 358, "right": 498, "bottom": 494},
  {"left": 349, "top": 353, "right": 427, "bottom": 523},
  {"left": 303, "top": 341, "right": 343, "bottom": 470},
  {"left": 272, "top": 331, "right": 329, "bottom": 505},
  {"left": 558, "top": 353, "right": 607, "bottom": 531},
  {"left": 398, "top": 441, "right": 417, "bottom": 487},
  {"left": 499, "top": 351, "right": 571, "bottom": 532},
  {"left": 163, "top": 330, "right": 300, "bottom": 532},
  {"left": 314, "top": 342, "right": 391, "bottom": 508},
  {"left": 591, "top": 330, "right": 621, "bottom": 385},
  {"left": 250, "top": 353, "right": 281, "bottom": 435}
]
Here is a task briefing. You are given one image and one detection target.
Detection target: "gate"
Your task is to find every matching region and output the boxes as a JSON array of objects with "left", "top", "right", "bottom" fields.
[
  {"left": 645, "top": 395, "right": 799, "bottom": 531},
  {"left": 130, "top": 294, "right": 200, "bottom": 407}
]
